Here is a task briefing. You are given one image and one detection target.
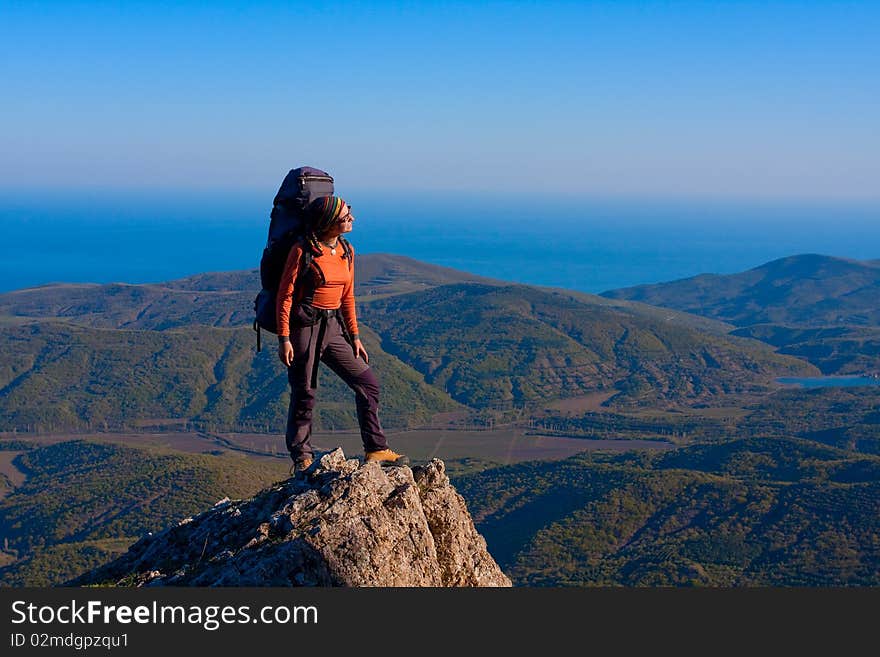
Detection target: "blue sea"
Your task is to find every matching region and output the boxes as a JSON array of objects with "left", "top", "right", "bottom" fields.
[{"left": 1, "top": 190, "right": 878, "bottom": 294}]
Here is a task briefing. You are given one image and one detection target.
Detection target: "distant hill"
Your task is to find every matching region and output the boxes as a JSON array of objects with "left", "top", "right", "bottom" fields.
[
  {"left": 0, "top": 254, "right": 501, "bottom": 330},
  {"left": 602, "top": 254, "right": 880, "bottom": 327},
  {"left": 456, "top": 436, "right": 880, "bottom": 586},
  {"left": 161, "top": 254, "right": 504, "bottom": 296},
  {"left": 0, "top": 320, "right": 460, "bottom": 433},
  {"left": 354, "top": 253, "right": 507, "bottom": 297},
  {"left": 602, "top": 254, "right": 880, "bottom": 374},
  {"left": 359, "top": 282, "right": 814, "bottom": 409}
]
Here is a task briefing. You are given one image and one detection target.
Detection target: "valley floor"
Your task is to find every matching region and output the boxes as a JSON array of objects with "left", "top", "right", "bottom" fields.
[{"left": 0, "top": 428, "right": 673, "bottom": 472}]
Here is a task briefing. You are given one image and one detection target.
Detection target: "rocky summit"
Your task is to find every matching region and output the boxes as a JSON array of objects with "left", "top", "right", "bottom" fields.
[{"left": 70, "top": 449, "right": 511, "bottom": 587}]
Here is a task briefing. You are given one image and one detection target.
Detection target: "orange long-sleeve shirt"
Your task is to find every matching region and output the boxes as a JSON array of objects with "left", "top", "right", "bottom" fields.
[{"left": 275, "top": 241, "right": 359, "bottom": 338}]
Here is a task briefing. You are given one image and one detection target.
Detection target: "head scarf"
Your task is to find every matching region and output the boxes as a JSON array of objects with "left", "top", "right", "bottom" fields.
[{"left": 307, "top": 196, "right": 347, "bottom": 236}]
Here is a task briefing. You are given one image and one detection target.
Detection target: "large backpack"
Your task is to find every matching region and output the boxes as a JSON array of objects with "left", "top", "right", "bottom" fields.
[{"left": 253, "top": 166, "right": 334, "bottom": 351}]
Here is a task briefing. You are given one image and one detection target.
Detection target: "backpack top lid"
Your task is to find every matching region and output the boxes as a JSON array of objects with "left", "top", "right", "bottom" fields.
[{"left": 273, "top": 166, "right": 334, "bottom": 210}]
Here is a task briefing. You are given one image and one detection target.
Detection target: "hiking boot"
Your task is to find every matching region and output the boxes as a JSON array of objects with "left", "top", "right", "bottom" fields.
[
  {"left": 289, "top": 457, "right": 313, "bottom": 476},
  {"left": 364, "top": 449, "right": 409, "bottom": 467}
]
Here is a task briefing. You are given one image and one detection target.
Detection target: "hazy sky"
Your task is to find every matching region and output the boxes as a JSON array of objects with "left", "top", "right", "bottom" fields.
[{"left": 2, "top": 1, "right": 878, "bottom": 201}]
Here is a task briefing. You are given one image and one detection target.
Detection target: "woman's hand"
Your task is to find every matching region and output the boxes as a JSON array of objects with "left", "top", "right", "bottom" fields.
[
  {"left": 278, "top": 340, "right": 294, "bottom": 367},
  {"left": 353, "top": 338, "right": 369, "bottom": 363}
]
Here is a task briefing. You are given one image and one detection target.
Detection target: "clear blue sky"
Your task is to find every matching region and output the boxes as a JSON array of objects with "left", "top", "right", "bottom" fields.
[{"left": 2, "top": 0, "right": 878, "bottom": 201}]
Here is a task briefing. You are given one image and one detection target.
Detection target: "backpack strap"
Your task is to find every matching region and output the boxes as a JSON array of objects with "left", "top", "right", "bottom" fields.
[
  {"left": 292, "top": 242, "right": 327, "bottom": 304},
  {"left": 338, "top": 237, "right": 353, "bottom": 271}
]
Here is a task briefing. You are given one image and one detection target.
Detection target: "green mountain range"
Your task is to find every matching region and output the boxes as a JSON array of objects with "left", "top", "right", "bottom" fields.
[
  {"left": 602, "top": 254, "right": 880, "bottom": 375},
  {"left": 0, "top": 255, "right": 816, "bottom": 432}
]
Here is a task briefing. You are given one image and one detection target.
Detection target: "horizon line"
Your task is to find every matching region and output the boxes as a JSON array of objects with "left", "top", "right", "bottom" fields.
[{"left": 1, "top": 184, "right": 880, "bottom": 209}]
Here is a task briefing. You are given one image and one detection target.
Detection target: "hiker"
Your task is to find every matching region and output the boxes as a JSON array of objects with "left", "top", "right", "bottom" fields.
[{"left": 276, "top": 196, "right": 407, "bottom": 473}]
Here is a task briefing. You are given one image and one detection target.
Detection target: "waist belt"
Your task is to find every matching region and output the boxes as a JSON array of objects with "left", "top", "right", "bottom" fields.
[{"left": 310, "top": 308, "right": 340, "bottom": 389}]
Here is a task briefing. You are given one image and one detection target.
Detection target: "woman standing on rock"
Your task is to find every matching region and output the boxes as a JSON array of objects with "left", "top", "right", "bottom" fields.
[{"left": 276, "top": 196, "right": 407, "bottom": 473}]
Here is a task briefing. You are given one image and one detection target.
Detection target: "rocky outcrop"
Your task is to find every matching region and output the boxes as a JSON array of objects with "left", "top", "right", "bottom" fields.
[{"left": 70, "top": 449, "right": 511, "bottom": 587}]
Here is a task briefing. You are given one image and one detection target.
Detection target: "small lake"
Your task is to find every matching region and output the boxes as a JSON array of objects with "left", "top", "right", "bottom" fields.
[{"left": 777, "top": 376, "right": 880, "bottom": 389}]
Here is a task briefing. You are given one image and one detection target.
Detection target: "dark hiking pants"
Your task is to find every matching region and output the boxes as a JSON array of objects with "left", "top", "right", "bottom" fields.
[{"left": 285, "top": 312, "right": 388, "bottom": 461}]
